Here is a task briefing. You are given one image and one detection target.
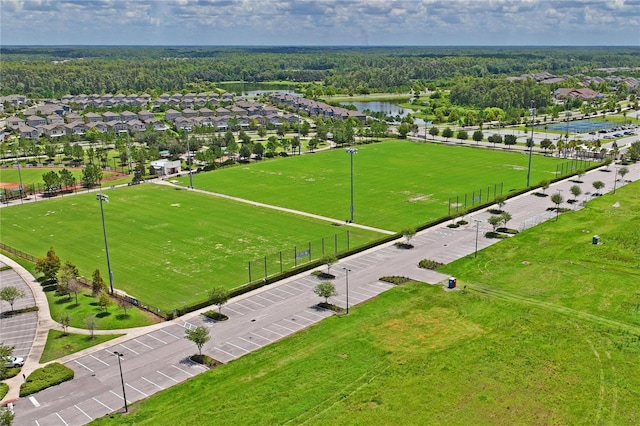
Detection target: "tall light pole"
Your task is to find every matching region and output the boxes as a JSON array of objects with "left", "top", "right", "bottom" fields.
[
  {"left": 96, "top": 193, "right": 114, "bottom": 295},
  {"left": 186, "top": 134, "right": 193, "bottom": 189},
  {"left": 16, "top": 157, "right": 24, "bottom": 204},
  {"left": 526, "top": 100, "right": 535, "bottom": 187},
  {"left": 342, "top": 267, "right": 351, "bottom": 314},
  {"left": 113, "top": 351, "right": 128, "bottom": 413},
  {"left": 472, "top": 218, "right": 482, "bottom": 258},
  {"left": 346, "top": 148, "right": 357, "bottom": 223},
  {"left": 613, "top": 167, "right": 618, "bottom": 194}
]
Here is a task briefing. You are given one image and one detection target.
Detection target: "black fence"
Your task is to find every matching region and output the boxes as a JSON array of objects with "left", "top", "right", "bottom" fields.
[
  {"left": 448, "top": 182, "right": 504, "bottom": 214},
  {"left": 247, "top": 230, "right": 352, "bottom": 283}
]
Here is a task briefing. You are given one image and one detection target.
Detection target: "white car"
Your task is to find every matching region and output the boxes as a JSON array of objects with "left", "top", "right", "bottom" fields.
[{"left": 4, "top": 356, "right": 24, "bottom": 368}]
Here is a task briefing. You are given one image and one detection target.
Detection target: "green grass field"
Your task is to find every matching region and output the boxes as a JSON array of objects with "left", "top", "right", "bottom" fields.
[
  {"left": 40, "top": 330, "right": 123, "bottom": 363},
  {"left": 177, "top": 140, "right": 567, "bottom": 231},
  {"left": 90, "top": 182, "right": 640, "bottom": 425},
  {"left": 0, "top": 184, "right": 382, "bottom": 311},
  {"left": 0, "top": 167, "right": 121, "bottom": 188}
]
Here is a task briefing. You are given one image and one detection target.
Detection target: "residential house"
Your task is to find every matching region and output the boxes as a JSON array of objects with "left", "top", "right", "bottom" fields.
[
  {"left": 102, "top": 111, "right": 121, "bottom": 122},
  {"left": 120, "top": 111, "right": 137, "bottom": 122},
  {"left": 127, "top": 120, "right": 147, "bottom": 132},
  {"left": 46, "top": 115, "right": 65, "bottom": 125},
  {"left": 106, "top": 121, "right": 129, "bottom": 133},
  {"left": 216, "top": 107, "right": 231, "bottom": 117},
  {"left": 18, "top": 125, "right": 39, "bottom": 139},
  {"left": 65, "top": 121, "right": 87, "bottom": 136},
  {"left": 165, "top": 109, "right": 182, "bottom": 121},
  {"left": 174, "top": 117, "right": 194, "bottom": 131},
  {"left": 138, "top": 110, "right": 155, "bottom": 122},
  {"left": 198, "top": 107, "right": 214, "bottom": 117},
  {"left": 6, "top": 116, "right": 25, "bottom": 130},
  {"left": 230, "top": 106, "right": 247, "bottom": 116},
  {"left": 149, "top": 120, "right": 168, "bottom": 131},
  {"left": 65, "top": 113, "right": 83, "bottom": 123},
  {"left": 182, "top": 108, "right": 198, "bottom": 118},
  {"left": 86, "top": 122, "right": 108, "bottom": 133},
  {"left": 84, "top": 112, "right": 103, "bottom": 123},
  {"left": 42, "top": 124, "right": 66, "bottom": 138},
  {"left": 26, "top": 115, "right": 46, "bottom": 127}
]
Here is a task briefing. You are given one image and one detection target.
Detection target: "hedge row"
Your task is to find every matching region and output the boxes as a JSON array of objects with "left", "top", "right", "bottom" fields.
[{"left": 20, "top": 363, "right": 74, "bottom": 397}]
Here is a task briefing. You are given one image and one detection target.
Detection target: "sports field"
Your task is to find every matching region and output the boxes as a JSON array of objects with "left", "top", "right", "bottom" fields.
[
  {"left": 177, "top": 140, "right": 567, "bottom": 231},
  {"left": 90, "top": 182, "right": 640, "bottom": 426},
  {"left": 0, "top": 184, "right": 383, "bottom": 312}
]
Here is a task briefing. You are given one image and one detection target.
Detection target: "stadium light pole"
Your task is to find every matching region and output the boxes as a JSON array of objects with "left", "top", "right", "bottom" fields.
[
  {"left": 186, "top": 134, "right": 193, "bottom": 189},
  {"left": 472, "top": 218, "right": 482, "bottom": 258},
  {"left": 113, "top": 351, "right": 128, "bottom": 413},
  {"left": 343, "top": 267, "right": 351, "bottom": 314},
  {"left": 346, "top": 148, "right": 357, "bottom": 223},
  {"left": 16, "top": 156, "right": 24, "bottom": 204},
  {"left": 613, "top": 167, "right": 618, "bottom": 194},
  {"left": 96, "top": 193, "right": 114, "bottom": 295},
  {"left": 526, "top": 100, "right": 535, "bottom": 187}
]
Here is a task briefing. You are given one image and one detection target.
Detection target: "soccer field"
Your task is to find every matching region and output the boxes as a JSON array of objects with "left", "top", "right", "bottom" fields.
[
  {"left": 0, "top": 184, "right": 383, "bottom": 312},
  {"left": 178, "top": 140, "right": 567, "bottom": 231}
]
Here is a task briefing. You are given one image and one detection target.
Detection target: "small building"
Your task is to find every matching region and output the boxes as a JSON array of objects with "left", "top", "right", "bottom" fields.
[{"left": 151, "top": 159, "right": 181, "bottom": 176}]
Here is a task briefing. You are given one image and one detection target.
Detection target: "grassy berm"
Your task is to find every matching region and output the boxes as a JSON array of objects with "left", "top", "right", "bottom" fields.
[{"left": 91, "top": 183, "right": 640, "bottom": 425}]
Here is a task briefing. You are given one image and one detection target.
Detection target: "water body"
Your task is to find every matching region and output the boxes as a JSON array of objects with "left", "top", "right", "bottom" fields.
[
  {"left": 218, "top": 82, "right": 301, "bottom": 98},
  {"left": 343, "top": 101, "right": 426, "bottom": 125}
]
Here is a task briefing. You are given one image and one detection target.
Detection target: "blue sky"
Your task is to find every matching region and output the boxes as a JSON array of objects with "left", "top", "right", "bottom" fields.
[{"left": 1, "top": 0, "right": 639, "bottom": 46}]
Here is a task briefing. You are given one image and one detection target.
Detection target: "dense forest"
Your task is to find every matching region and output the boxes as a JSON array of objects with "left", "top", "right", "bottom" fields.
[{"left": 1, "top": 46, "right": 639, "bottom": 99}]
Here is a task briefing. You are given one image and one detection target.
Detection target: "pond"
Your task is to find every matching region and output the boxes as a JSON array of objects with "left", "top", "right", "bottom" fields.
[{"left": 341, "top": 101, "right": 426, "bottom": 125}]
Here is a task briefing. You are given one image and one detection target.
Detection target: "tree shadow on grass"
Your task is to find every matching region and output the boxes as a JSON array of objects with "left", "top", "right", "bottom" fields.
[
  {"left": 96, "top": 311, "right": 111, "bottom": 318},
  {"left": 115, "top": 313, "right": 130, "bottom": 320}
]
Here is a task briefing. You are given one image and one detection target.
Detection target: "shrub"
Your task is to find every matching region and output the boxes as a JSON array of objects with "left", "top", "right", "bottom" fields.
[
  {"left": 496, "top": 227, "right": 519, "bottom": 235},
  {"left": 379, "top": 276, "right": 414, "bottom": 285},
  {"left": 190, "top": 354, "right": 221, "bottom": 368},
  {"left": 485, "top": 231, "right": 509, "bottom": 239},
  {"left": 447, "top": 223, "right": 460, "bottom": 228},
  {"left": 0, "top": 382, "right": 8, "bottom": 399},
  {"left": 20, "top": 363, "right": 74, "bottom": 397},
  {"left": 457, "top": 220, "right": 468, "bottom": 225},
  {"left": 202, "top": 310, "right": 229, "bottom": 321},
  {"left": 418, "top": 259, "right": 444, "bottom": 270}
]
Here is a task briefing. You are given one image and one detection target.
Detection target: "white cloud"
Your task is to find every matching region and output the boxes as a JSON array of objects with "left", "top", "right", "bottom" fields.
[{"left": 0, "top": 0, "right": 638, "bottom": 45}]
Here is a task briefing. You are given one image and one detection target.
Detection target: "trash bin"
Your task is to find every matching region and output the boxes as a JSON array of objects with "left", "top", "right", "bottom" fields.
[
  {"left": 448, "top": 277, "right": 457, "bottom": 289},
  {"left": 592, "top": 235, "right": 600, "bottom": 245}
]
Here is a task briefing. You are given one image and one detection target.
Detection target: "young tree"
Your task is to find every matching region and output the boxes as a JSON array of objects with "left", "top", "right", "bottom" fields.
[
  {"left": 489, "top": 134, "right": 502, "bottom": 147},
  {"left": 209, "top": 287, "right": 230, "bottom": 313},
  {"left": 472, "top": 130, "right": 483, "bottom": 144},
  {"left": 575, "top": 169, "right": 585, "bottom": 182},
  {"left": 500, "top": 211, "right": 512, "bottom": 228},
  {"left": 68, "top": 279, "right": 82, "bottom": 306},
  {"left": 91, "top": 269, "right": 107, "bottom": 296},
  {"left": 456, "top": 130, "right": 468, "bottom": 142},
  {"left": 314, "top": 281, "right": 338, "bottom": 305},
  {"left": 238, "top": 144, "right": 251, "bottom": 160},
  {"left": 42, "top": 170, "right": 61, "bottom": 193},
  {"left": 618, "top": 166, "right": 629, "bottom": 181},
  {"left": 57, "top": 261, "right": 79, "bottom": 300},
  {"left": 35, "top": 247, "right": 61, "bottom": 282},
  {"left": 185, "top": 326, "right": 210, "bottom": 355},
  {"left": 118, "top": 298, "right": 131, "bottom": 317},
  {"left": 494, "top": 194, "right": 507, "bottom": 211},
  {"left": 540, "top": 138, "right": 553, "bottom": 152},
  {"left": 307, "top": 137, "right": 318, "bottom": 152},
  {"left": 441, "top": 127, "right": 453, "bottom": 141},
  {"left": 0, "top": 286, "right": 26, "bottom": 312},
  {"left": 592, "top": 180, "right": 605, "bottom": 195},
  {"left": 539, "top": 180, "right": 550, "bottom": 194},
  {"left": 570, "top": 184, "right": 582, "bottom": 201},
  {"left": 98, "top": 291, "right": 111, "bottom": 312},
  {"left": 503, "top": 134, "right": 517, "bottom": 148},
  {"left": 551, "top": 192, "right": 564, "bottom": 210},
  {"left": 85, "top": 316, "right": 97, "bottom": 339},
  {"left": 0, "top": 344, "right": 15, "bottom": 379},
  {"left": 488, "top": 215, "right": 502, "bottom": 232},
  {"left": 59, "top": 314, "right": 71, "bottom": 335},
  {"left": 320, "top": 254, "right": 338, "bottom": 276},
  {"left": 428, "top": 126, "right": 439, "bottom": 139},
  {"left": 402, "top": 227, "right": 417, "bottom": 244}
]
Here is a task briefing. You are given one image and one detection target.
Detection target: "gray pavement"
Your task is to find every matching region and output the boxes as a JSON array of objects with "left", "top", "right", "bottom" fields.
[{"left": 3, "top": 159, "right": 640, "bottom": 425}]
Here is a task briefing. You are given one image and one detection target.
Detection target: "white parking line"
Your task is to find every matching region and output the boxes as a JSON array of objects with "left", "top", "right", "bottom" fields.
[
  {"left": 142, "top": 376, "right": 164, "bottom": 390},
  {"left": 160, "top": 328, "right": 181, "bottom": 339},
  {"left": 246, "top": 298, "right": 266, "bottom": 308},
  {"left": 225, "top": 342, "right": 249, "bottom": 353},
  {"left": 119, "top": 344, "right": 139, "bottom": 355},
  {"left": 147, "top": 334, "right": 167, "bottom": 344},
  {"left": 214, "top": 346, "right": 237, "bottom": 358},
  {"left": 237, "top": 336, "right": 261, "bottom": 347},
  {"left": 134, "top": 338, "right": 154, "bottom": 349},
  {"left": 283, "top": 318, "right": 305, "bottom": 327},
  {"left": 235, "top": 301, "right": 255, "bottom": 312},
  {"left": 55, "top": 412, "right": 69, "bottom": 426},
  {"left": 271, "top": 322, "right": 296, "bottom": 333},
  {"left": 93, "top": 397, "right": 112, "bottom": 411},
  {"left": 126, "top": 383, "right": 149, "bottom": 397},
  {"left": 251, "top": 332, "right": 274, "bottom": 342},
  {"left": 222, "top": 305, "right": 243, "bottom": 316},
  {"left": 275, "top": 287, "right": 295, "bottom": 296},
  {"left": 171, "top": 364, "right": 194, "bottom": 377},
  {"left": 109, "top": 389, "right": 131, "bottom": 404},
  {"left": 157, "top": 370, "right": 179, "bottom": 383},
  {"left": 75, "top": 404, "right": 92, "bottom": 420},
  {"left": 90, "top": 354, "right": 109, "bottom": 366},
  {"left": 35, "top": 420, "right": 40, "bottom": 426},
  {"left": 304, "top": 309, "right": 328, "bottom": 319},
  {"left": 262, "top": 327, "right": 285, "bottom": 337},
  {"left": 28, "top": 396, "right": 40, "bottom": 407},
  {"left": 264, "top": 291, "right": 285, "bottom": 300},
  {"left": 73, "top": 359, "right": 94, "bottom": 373}
]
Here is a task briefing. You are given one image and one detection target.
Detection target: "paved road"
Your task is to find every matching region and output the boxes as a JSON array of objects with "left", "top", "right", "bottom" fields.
[{"left": 7, "top": 160, "right": 640, "bottom": 425}]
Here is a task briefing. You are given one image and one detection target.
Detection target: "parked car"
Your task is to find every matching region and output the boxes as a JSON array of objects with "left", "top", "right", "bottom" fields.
[{"left": 4, "top": 356, "right": 24, "bottom": 368}]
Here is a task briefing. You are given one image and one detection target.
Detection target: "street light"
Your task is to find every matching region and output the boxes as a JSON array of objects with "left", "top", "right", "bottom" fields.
[
  {"left": 613, "top": 166, "right": 618, "bottom": 194},
  {"left": 472, "top": 218, "right": 482, "bottom": 258},
  {"left": 113, "top": 351, "right": 128, "bottom": 413},
  {"left": 186, "top": 135, "right": 193, "bottom": 189},
  {"left": 342, "top": 267, "right": 351, "bottom": 314},
  {"left": 96, "top": 193, "right": 114, "bottom": 294},
  {"left": 526, "top": 100, "right": 535, "bottom": 187},
  {"left": 16, "top": 157, "right": 24, "bottom": 204},
  {"left": 346, "top": 148, "right": 357, "bottom": 223}
]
